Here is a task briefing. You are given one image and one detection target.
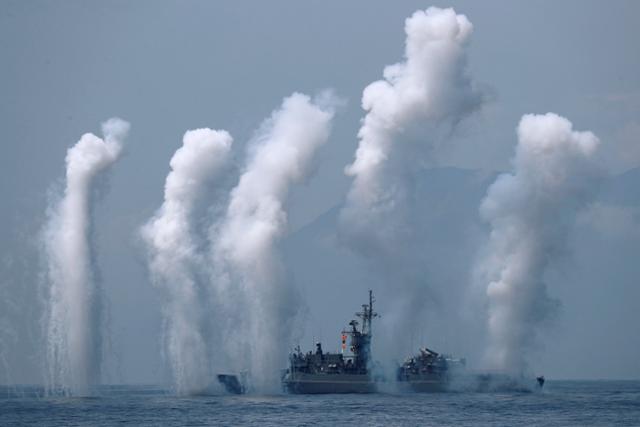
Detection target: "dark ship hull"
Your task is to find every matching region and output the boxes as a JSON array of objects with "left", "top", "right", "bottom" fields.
[
  {"left": 397, "top": 371, "right": 545, "bottom": 393},
  {"left": 396, "top": 374, "right": 450, "bottom": 393},
  {"left": 283, "top": 372, "right": 376, "bottom": 394}
]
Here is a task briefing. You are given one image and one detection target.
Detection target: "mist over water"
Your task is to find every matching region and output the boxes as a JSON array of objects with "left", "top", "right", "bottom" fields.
[
  {"left": 141, "top": 129, "right": 233, "bottom": 395},
  {"left": 210, "top": 92, "right": 336, "bottom": 392},
  {"left": 42, "top": 118, "right": 129, "bottom": 396},
  {"left": 478, "top": 113, "right": 603, "bottom": 375},
  {"left": 340, "top": 7, "right": 484, "bottom": 367}
]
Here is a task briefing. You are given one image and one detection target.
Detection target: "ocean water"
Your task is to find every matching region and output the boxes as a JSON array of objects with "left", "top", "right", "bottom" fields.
[{"left": 1, "top": 381, "right": 639, "bottom": 426}]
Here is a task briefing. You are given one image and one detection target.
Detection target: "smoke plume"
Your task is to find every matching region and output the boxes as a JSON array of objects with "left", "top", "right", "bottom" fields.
[
  {"left": 141, "top": 129, "right": 232, "bottom": 395},
  {"left": 43, "top": 118, "right": 129, "bottom": 395},
  {"left": 211, "top": 92, "right": 336, "bottom": 392},
  {"left": 340, "top": 7, "right": 483, "bottom": 358},
  {"left": 478, "top": 113, "right": 601, "bottom": 374}
]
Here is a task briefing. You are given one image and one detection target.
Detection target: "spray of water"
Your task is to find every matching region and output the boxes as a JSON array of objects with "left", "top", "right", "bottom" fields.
[
  {"left": 340, "top": 7, "right": 483, "bottom": 362},
  {"left": 211, "top": 92, "right": 336, "bottom": 392},
  {"left": 141, "top": 129, "right": 232, "bottom": 395},
  {"left": 43, "top": 118, "right": 129, "bottom": 395},
  {"left": 478, "top": 113, "right": 601, "bottom": 374}
]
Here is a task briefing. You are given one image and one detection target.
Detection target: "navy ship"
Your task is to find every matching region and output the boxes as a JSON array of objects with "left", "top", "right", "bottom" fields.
[
  {"left": 282, "top": 290, "right": 379, "bottom": 394},
  {"left": 396, "top": 347, "right": 467, "bottom": 392},
  {"left": 397, "top": 347, "right": 546, "bottom": 392}
]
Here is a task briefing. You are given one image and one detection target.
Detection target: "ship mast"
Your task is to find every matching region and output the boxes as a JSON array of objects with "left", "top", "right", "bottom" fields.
[{"left": 357, "top": 290, "right": 378, "bottom": 337}]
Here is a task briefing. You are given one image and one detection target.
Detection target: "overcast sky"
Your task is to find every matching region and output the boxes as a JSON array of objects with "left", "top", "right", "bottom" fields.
[{"left": 1, "top": 1, "right": 639, "bottom": 384}]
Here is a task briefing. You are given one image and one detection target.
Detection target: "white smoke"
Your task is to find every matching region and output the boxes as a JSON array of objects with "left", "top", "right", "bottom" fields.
[
  {"left": 211, "top": 92, "right": 336, "bottom": 392},
  {"left": 43, "top": 117, "right": 129, "bottom": 395},
  {"left": 478, "top": 113, "right": 602, "bottom": 374},
  {"left": 141, "top": 129, "right": 232, "bottom": 395},
  {"left": 340, "top": 7, "right": 483, "bottom": 360}
]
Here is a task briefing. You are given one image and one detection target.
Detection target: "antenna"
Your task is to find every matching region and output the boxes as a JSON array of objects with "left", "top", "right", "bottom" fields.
[{"left": 356, "top": 290, "right": 378, "bottom": 336}]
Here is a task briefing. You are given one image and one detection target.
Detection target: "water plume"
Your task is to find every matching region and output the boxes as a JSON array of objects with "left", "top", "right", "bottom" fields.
[
  {"left": 141, "top": 129, "right": 232, "bottom": 395},
  {"left": 478, "top": 113, "right": 602, "bottom": 374},
  {"left": 340, "top": 7, "right": 483, "bottom": 361},
  {"left": 212, "top": 92, "right": 336, "bottom": 392},
  {"left": 43, "top": 118, "right": 129, "bottom": 395}
]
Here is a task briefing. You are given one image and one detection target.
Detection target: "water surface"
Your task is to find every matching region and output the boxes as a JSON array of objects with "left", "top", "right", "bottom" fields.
[{"left": 1, "top": 381, "right": 638, "bottom": 426}]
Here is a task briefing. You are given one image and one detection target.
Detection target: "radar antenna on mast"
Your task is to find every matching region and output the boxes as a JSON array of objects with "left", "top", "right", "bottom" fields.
[{"left": 356, "top": 290, "right": 378, "bottom": 336}]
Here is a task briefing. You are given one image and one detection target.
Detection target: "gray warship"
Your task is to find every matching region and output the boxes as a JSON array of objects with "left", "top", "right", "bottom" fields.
[
  {"left": 281, "top": 290, "right": 379, "bottom": 394},
  {"left": 397, "top": 347, "right": 545, "bottom": 392},
  {"left": 396, "top": 347, "right": 467, "bottom": 392}
]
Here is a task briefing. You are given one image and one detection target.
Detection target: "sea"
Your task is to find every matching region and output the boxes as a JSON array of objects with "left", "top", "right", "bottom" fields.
[{"left": 1, "top": 381, "right": 639, "bottom": 426}]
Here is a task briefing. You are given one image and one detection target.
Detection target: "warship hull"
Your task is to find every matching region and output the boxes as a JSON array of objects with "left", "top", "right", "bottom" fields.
[
  {"left": 283, "top": 372, "right": 376, "bottom": 394},
  {"left": 397, "top": 373, "right": 544, "bottom": 393}
]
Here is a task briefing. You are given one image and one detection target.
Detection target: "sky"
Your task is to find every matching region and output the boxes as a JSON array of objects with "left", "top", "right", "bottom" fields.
[{"left": 1, "top": 1, "right": 639, "bottom": 385}]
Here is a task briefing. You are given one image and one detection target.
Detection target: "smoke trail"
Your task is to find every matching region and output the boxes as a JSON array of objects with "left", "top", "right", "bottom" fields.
[
  {"left": 479, "top": 113, "right": 601, "bottom": 374},
  {"left": 141, "top": 128, "right": 232, "bottom": 395},
  {"left": 340, "top": 7, "right": 483, "bottom": 359},
  {"left": 212, "top": 92, "right": 336, "bottom": 392},
  {"left": 43, "top": 118, "right": 129, "bottom": 395}
]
